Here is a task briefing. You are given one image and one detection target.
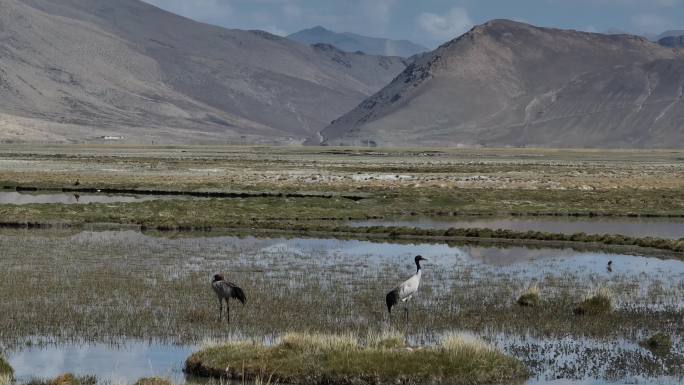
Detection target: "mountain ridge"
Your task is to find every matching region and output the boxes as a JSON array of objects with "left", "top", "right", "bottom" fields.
[
  {"left": 0, "top": 0, "right": 407, "bottom": 144},
  {"left": 288, "top": 26, "right": 428, "bottom": 58},
  {"left": 310, "top": 19, "right": 684, "bottom": 148}
]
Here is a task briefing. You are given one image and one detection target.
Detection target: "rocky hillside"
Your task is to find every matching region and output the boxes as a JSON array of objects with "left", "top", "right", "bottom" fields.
[
  {"left": 0, "top": 0, "right": 407, "bottom": 144},
  {"left": 311, "top": 20, "right": 684, "bottom": 148}
]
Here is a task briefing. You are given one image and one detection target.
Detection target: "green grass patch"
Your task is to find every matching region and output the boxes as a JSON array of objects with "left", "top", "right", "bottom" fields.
[{"left": 185, "top": 332, "right": 528, "bottom": 385}]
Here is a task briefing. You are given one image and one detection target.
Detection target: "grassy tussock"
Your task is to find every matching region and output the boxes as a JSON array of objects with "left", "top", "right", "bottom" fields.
[
  {"left": 133, "top": 378, "right": 172, "bottom": 385},
  {"left": 574, "top": 287, "right": 613, "bottom": 315},
  {"left": 640, "top": 332, "right": 672, "bottom": 356},
  {"left": 279, "top": 332, "right": 358, "bottom": 353},
  {"left": 441, "top": 332, "right": 499, "bottom": 355},
  {"left": 0, "top": 356, "right": 12, "bottom": 378},
  {"left": 185, "top": 332, "right": 528, "bottom": 385},
  {"left": 517, "top": 285, "right": 541, "bottom": 307},
  {"left": 365, "top": 329, "right": 405, "bottom": 350},
  {"left": 0, "top": 374, "right": 12, "bottom": 385}
]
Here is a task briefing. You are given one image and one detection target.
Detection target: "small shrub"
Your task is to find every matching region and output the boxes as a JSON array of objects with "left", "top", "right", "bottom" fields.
[
  {"left": 640, "top": 333, "right": 672, "bottom": 356},
  {"left": 574, "top": 287, "right": 613, "bottom": 315}
]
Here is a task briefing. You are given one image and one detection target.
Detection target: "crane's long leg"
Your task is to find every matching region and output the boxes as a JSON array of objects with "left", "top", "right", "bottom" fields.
[
  {"left": 217, "top": 298, "right": 223, "bottom": 321},
  {"left": 404, "top": 305, "right": 409, "bottom": 326},
  {"left": 226, "top": 301, "right": 231, "bottom": 323}
]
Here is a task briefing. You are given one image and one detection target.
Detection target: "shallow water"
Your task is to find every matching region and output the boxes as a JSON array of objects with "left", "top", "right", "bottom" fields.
[
  {"left": 351, "top": 216, "right": 684, "bottom": 239},
  {"left": 0, "top": 191, "right": 192, "bottom": 204},
  {"left": 2, "top": 230, "right": 683, "bottom": 384},
  {"left": 8, "top": 342, "right": 192, "bottom": 383}
]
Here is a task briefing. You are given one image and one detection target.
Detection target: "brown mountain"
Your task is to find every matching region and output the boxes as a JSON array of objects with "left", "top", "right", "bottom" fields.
[
  {"left": 311, "top": 20, "right": 684, "bottom": 148},
  {"left": 0, "top": 0, "right": 407, "bottom": 144}
]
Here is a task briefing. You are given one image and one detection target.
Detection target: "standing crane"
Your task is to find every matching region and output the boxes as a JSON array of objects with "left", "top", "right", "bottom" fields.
[
  {"left": 385, "top": 255, "right": 427, "bottom": 325},
  {"left": 211, "top": 273, "right": 246, "bottom": 322}
]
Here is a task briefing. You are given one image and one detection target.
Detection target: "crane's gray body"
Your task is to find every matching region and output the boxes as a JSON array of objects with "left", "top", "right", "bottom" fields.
[
  {"left": 211, "top": 274, "right": 246, "bottom": 322},
  {"left": 386, "top": 256, "right": 426, "bottom": 320}
]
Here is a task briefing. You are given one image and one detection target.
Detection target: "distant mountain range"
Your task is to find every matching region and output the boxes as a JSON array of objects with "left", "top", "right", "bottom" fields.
[
  {"left": 0, "top": 0, "right": 407, "bottom": 144},
  {"left": 656, "top": 30, "right": 684, "bottom": 41},
  {"left": 2, "top": 1, "right": 684, "bottom": 148},
  {"left": 288, "top": 26, "right": 428, "bottom": 58},
  {"left": 310, "top": 20, "right": 684, "bottom": 148},
  {"left": 659, "top": 35, "right": 684, "bottom": 48}
]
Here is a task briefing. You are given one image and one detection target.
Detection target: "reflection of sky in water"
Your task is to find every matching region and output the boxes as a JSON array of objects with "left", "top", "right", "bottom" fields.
[
  {"left": 351, "top": 217, "right": 684, "bottom": 239},
  {"left": 8, "top": 342, "right": 192, "bottom": 383}
]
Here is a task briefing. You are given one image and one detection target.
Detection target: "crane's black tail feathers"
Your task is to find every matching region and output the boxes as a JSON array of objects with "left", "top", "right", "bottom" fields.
[
  {"left": 386, "top": 289, "right": 399, "bottom": 314},
  {"left": 232, "top": 285, "right": 247, "bottom": 305}
]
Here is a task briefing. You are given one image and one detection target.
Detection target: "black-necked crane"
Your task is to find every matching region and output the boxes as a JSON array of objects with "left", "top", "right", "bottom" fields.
[
  {"left": 607, "top": 260, "right": 613, "bottom": 273},
  {"left": 211, "top": 273, "right": 246, "bottom": 322},
  {"left": 386, "top": 255, "right": 426, "bottom": 324}
]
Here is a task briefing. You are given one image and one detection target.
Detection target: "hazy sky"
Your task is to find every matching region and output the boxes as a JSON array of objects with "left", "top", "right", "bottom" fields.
[{"left": 141, "top": 0, "right": 684, "bottom": 47}]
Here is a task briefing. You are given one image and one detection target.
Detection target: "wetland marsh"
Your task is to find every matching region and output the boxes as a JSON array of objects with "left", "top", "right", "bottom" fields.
[
  {"left": 1, "top": 229, "right": 683, "bottom": 384},
  {"left": 1, "top": 146, "right": 683, "bottom": 384}
]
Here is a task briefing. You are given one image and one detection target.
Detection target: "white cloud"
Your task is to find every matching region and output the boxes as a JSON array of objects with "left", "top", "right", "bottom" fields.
[{"left": 417, "top": 6, "right": 473, "bottom": 41}]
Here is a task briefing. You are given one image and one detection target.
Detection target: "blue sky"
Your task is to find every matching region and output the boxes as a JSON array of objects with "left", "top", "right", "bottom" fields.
[{"left": 142, "top": 0, "right": 684, "bottom": 47}]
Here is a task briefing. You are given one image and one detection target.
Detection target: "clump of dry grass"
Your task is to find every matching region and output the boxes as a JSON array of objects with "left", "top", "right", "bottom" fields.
[
  {"left": 574, "top": 286, "right": 613, "bottom": 315},
  {"left": 133, "top": 378, "right": 172, "bottom": 385},
  {"left": 0, "top": 356, "right": 12, "bottom": 384},
  {"left": 365, "top": 329, "right": 405, "bottom": 350},
  {"left": 49, "top": 374, "right": 79, "bottom": 385},
  {"left": 278, "top": 332, "right": 358, "bottom": 353},
  {"left": 517, "top": 284, "right": 541, "bottom": 307},
  {"left": 441, "top": 332, "right": 499, "bottom": 355}
]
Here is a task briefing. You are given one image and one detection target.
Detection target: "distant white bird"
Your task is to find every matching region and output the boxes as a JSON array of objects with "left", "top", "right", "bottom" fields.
[
  {"left": 386, "top": 255, "right": 426, "bottom": 323},
  {"left": 211, "top": 273, "right": 246, "bottom": 322}
]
